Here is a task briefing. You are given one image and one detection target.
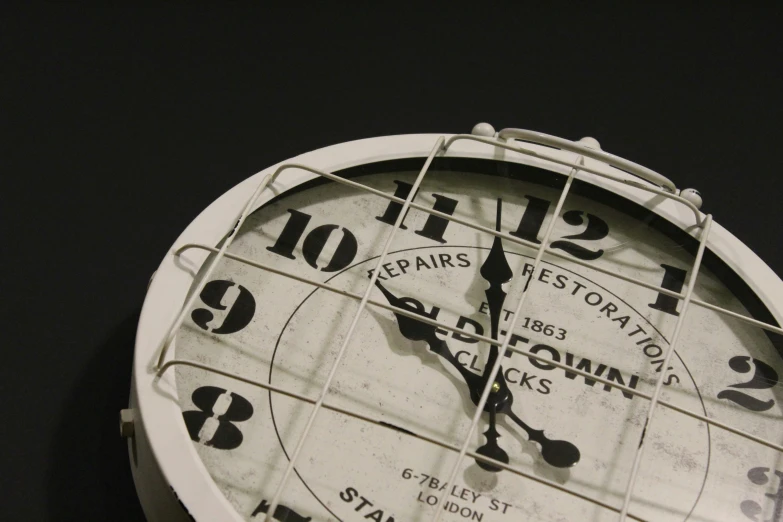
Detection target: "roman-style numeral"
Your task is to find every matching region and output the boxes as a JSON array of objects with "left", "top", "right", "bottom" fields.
[{"left": 375, "top": 180, "right": 458, "bottom": 243}]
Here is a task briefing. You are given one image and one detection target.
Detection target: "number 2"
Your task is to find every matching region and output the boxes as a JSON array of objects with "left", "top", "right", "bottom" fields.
[
  {"left": 549, "top": 210, "right": 609, "bottom": 261},
  {"left": 718, "top": 356, "right": 779, "bottom": 412}
]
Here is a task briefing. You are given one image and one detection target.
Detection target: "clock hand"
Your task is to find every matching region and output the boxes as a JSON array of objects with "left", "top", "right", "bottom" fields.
[
  {"left": 473, "top": 198, "right": 515, "bottom": 471},
  {"left": 479, "top": 198, "right": 580, "bottom": 469},
  {"left": 475, "top": 403, "right": 510, "bottom": 472},
  {"left": 376, "top": 280, "right": 579, "bottom": 469},
  {"left": 497, "top": 395, "right": 581, "bottom": 469},
  {"left": 479, "top": 198, "right": 514, "bottom": 398},
  {"left": 374, "top": 280, "right": 484, "bottom": 401}
]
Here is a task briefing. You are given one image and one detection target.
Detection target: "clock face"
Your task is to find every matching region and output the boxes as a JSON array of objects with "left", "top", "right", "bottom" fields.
[{"left": 164, "top": 156, "right": 782, "bottom": 522}]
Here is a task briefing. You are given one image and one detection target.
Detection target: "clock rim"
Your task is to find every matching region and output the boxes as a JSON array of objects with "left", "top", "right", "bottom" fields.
[{"left": 129, "top": 132, "right": 783, "bottom": 521}]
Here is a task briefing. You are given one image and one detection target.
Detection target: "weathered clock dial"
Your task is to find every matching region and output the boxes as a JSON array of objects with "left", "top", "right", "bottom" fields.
[{"left": 127, "top": 127, "right": 783, "bottom": 522}]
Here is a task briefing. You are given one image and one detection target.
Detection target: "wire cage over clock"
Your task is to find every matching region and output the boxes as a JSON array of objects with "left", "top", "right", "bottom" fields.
[{"left": 124, "top": 123, "right": 783, "bottom": 522}]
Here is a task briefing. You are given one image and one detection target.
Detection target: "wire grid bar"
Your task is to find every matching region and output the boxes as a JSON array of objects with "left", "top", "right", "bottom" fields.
[
  {"left": 168, "top": 143, "right": 783, "bottom": 338},
  {"left": 495, "top": 127, "right": 677, "bottom": 193},
  {"left": 261, "top": 137, "right": 446, "bottom": 522},
  {"left": 155, "top": 169, "right": 281, "bottom": 368},
  {"left": 170, "top": 242, "right": 783, "bottom": 453},
  {"left": 431, "top": 163, "right": 580, "bottom": 522},
  {"left": 443, "top": 133, "right": 704, "bottom": 225},
  {"left": 209, "top": 135, "right": 772, "bottom": 336},
  {"left": 376, "top": 184, "right": 778, "bottom": 335},
  {"left": 620, "top": 215, "right": 713, "bottom": 520},
  {"left": 154, "top": 131, "right": 783, "bottom": 520},
  {"left": 165, "top": 162, "right": 782, "bottom": 340},
  {"left": 157, "top": 359, "right": 646, "bottom": 521},
  {"left": 175, "top": 241, "right": 781, "bottom": 339}
]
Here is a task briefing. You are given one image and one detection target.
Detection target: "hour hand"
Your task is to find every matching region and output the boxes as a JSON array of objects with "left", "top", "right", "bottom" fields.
[
  {"left": 480, "top": 199, "right": 514, "bottom": 376},
  {"left": 374, "top": 280, "right": 483, "bottom": 397}
]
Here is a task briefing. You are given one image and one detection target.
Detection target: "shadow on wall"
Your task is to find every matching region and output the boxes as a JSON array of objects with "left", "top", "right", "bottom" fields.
[{"left": 47, "top": 310, "right": 146, "bottom": 521}]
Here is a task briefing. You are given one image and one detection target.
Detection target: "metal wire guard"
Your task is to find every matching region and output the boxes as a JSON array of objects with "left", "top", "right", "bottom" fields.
[{"left": 153, "top": 129, "right": 782, "bottom": 522}]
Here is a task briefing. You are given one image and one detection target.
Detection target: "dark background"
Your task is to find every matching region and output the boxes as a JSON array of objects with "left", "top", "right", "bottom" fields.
[{"left": 2, "top": 5, "right": 781, "bottom": 521}]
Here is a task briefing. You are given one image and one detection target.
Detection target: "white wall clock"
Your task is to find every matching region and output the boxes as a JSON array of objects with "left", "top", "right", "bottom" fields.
[{"left": 123, "top": 123, "right": 783, "bottom": 522}]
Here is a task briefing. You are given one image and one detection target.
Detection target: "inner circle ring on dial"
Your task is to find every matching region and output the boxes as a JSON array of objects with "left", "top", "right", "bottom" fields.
[{"left": 266, "top": 244, "right": 710, "bottom": 520}]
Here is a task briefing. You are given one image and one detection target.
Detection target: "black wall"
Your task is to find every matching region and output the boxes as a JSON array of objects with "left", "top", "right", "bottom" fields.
[{"left": 2, "top": 5, "right": 781, "bottom": 521}]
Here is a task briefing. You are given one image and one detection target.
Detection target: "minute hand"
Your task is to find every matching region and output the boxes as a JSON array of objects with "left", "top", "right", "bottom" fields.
[
  {"left": 480, "top": 198, "right": 580, "bottom": 469},
  {"left": 473, "top": 199, "right": 516, "bottom": 471},
  {"left": 375, "top": 279, "right": 580, "bottom": 468}
]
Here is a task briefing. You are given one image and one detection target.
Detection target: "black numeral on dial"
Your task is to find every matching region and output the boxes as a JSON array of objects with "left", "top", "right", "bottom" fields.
[
  {"left": 268, "top": 209, "right": 358, "bottom": 272},
  {"left": 648, "top": 264, "right": 688, "bottom": 316},
  {"left": 718, "top": 356, "right": 779, "bottom": 412},
  {"left": 741, "top": 466, "right": 783, "bottom": 521},
  {"left": 510, "top": 195, "right": 550, "bottom": 244},
  {"left": 191, "top": 280, "right": 256, "bottom": 334},
  {"left": 375, "top": 180, "right": 458, "bottom": 243},
  {"left": 252, "top": 499, "right": 311, "bottom": 521},
  {"left": 549, "top": 210, "right": 609, "bottom": 261},
  {"left": 510, "top": 198, "right": 610, "bottom": 260},
  {"left": 183, "top": 386, "right": 254, "bottom": 450}
]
